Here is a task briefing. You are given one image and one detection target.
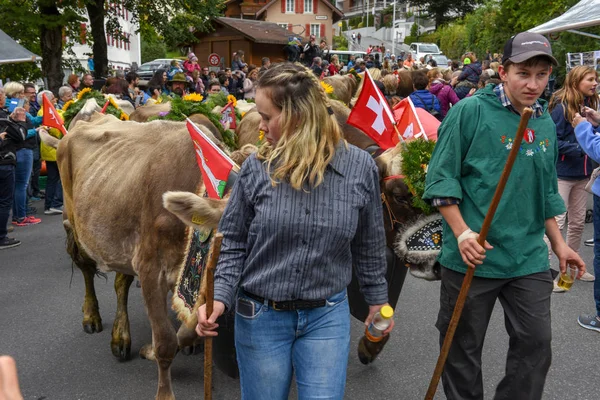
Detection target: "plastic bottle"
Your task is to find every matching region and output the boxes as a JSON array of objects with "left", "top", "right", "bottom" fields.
[{"left": 357, "top": 305, "right": 394, "bottom": 365}]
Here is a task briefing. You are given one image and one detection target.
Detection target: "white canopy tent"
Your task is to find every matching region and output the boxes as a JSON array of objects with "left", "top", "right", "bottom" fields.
[
  {"left": 529, "top": 0, "right": 600, "bottom": 39},
  {"left": 0, "top": 28, "right": 40, "bottom": 65}
]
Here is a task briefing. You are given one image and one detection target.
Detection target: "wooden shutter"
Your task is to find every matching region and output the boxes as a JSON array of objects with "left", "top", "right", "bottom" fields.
[
  {"left": 79, "top": 23, "right": 86, "bottom": 44},
  {"left": 306, "top": 24, "right": 310, "bottom": 36},
  {"left": 288, "top": 23, "right": 293, "bottom": 32},
  {"left": 299, "top": 0, "right": 304, "bottom": 13},
  {"left": 281, "top": 0, "right": 285, "bottom": 13},
  {"left": 320, "top": 24, "right": 325, "bottom": 38},
  {"left": 313, "top": 0, "right": 318, "bottom": 13}
]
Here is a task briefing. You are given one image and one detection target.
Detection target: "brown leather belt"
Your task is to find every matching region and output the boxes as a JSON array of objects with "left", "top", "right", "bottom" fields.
[{"left": 243, "top": 291, "right": 326, "bottom": 311}]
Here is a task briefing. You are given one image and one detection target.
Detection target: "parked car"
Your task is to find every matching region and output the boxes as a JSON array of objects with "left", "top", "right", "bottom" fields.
[
  {"left": 409, "top": 42, "right": 441, "bottom": 62},
  {"left": 137, "top": 59, "right": 178, "bottom": 80},
  {"left": 424, "top": 53, "right": 450, "bottom": 67}
]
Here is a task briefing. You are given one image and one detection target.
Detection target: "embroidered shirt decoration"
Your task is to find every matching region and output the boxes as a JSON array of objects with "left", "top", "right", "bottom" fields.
[{"left": 501, "top": 134, "right": 550, "bottom": 156}]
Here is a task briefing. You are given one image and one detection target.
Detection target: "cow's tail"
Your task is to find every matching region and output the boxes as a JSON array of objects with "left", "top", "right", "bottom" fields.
[{"left": 39, "top": 128, "right": 60, "bottom": 149}]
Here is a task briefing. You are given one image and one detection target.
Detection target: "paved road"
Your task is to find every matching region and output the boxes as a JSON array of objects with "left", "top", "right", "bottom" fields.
[{"left": 1, "top": 198, "right": 598, "bottom": 399}]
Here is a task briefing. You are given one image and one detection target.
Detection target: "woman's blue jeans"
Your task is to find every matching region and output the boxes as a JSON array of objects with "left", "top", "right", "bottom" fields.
[
  {"left": 234, "top": 289, "right": 350, "bottom": 400},
  {"left": 593, "top": 195, "right": 600, "bottom": 316},
  {"left": 12, "top": 148, "right": 33, "bottom": 220}
]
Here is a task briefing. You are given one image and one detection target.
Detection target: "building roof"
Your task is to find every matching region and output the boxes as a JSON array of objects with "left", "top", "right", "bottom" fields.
[
  {"left": 255, "top": 0, "right": 344, "bottom": 23},
  {"left": 215, "top": 17, "right": 293, "bottom": 45}
]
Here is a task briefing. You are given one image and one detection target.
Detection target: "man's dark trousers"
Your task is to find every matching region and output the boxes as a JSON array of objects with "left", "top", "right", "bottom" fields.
[{"left": 437, "top": 267, "right": 553, "bottom": 400}]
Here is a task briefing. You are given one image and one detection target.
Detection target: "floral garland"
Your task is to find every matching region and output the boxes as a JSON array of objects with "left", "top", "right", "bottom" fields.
[
  {"left": 62, "top": 89, "right": 124, "bottom": 128},
  {"left": 400, "top": 138, "right": 437, "bottom": 215},
  {"left": 150, "top": 92, "right": 238, "bottom": 151}
]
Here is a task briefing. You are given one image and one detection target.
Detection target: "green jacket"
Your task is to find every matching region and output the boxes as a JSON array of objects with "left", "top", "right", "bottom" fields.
[{"left": 423, "top": 85, "right": 565, "bottom": 278}]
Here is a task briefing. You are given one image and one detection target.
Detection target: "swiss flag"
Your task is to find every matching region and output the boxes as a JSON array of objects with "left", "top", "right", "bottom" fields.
[
  {"left": 347, "top": 70, "right": 398, "bottom": 149},
  {"left": 41, "top": 93, "right": 68, "bottom": 135},
  {"left": 186, "top": 119, "right": 238, "bottom": 199},
  {"left": 220, "top": 102, "right": 237, "bottom": 130},
  {"left": 393, "top": 97, "right": 440, "bottom": 142}
]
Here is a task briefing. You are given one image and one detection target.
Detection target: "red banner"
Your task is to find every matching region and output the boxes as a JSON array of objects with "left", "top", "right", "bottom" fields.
[
  {"left": 41, "top": 94, "right": 67, "bottom": 135},
  {"left": 186, "top": 119, "right": 237, "bottom": 199}
]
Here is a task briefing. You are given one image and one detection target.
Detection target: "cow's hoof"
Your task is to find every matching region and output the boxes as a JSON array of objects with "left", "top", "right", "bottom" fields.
[
  {"left": 111, "top": 339, "right": 132, "bottom": 361},
  {"left": 140, "top": 343, "right": 156, "bottom": 361},
  {"left": 82, "top": 319, "right": 103, "bottom": 334}
]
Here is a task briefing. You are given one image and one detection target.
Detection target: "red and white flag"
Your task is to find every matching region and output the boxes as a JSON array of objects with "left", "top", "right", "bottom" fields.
[
  {"left": 186, "top": 119, "right": 237, "bottom": 199},
  {"left": 347, "top": 70, "right": 398, "bottom": 149},
  {"left": 393, "top": 97, "right": 440, "bottom": 142},
  {"left": 41, "top": 93, "right": 68, "bottom": 135},
  {"left": 220, "top": 102, "right": 236, "bottom": 130}
]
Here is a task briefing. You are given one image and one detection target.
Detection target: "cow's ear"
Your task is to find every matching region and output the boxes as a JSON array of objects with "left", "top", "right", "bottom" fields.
[
  {"left": 162, "top": 191, "right": 226, "bottom": 230},
  {"left": 374, "top": 156, "right": 387, "bottom": 184}
]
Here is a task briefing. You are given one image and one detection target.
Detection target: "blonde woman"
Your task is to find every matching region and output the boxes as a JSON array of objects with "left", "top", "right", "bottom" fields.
[
  {"left": 243, "top": 67, "right": 258, "bottom": 100},
  {"left": 549, "top": 65, "right": 598, "bottom": 285},
  {"left": 328, "top": 54, "right": 341, "bottom": 75},
  {"left": 196, "top": 63, "right": 392, "bottom": 398}
]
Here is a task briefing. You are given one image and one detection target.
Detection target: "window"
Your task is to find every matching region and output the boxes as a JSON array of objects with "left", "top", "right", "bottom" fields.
[
  {"left": 304, "top": 0, "right": 313, "bottom": 13},
  {"left": 286, "top": 0, "right": 294, "bottom": 13},
  {"left": 278, "top": 23, "right": 288, "bottom": 29},
  {"left": 310, "top": 24, "right": 320, "bottom": 37}
]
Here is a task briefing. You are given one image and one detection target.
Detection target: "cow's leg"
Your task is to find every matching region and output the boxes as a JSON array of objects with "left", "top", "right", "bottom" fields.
[
  {"left": 138, "top": 262, "right": 178, "bottom": 400},
  {"left": 80, "top": 264, "right": 103, "bottom": 334},
  {"left": 64, "top": 219, "right": 103, "bottom": 333},
  {"left": 111, "top": 272, "right": 134, "bottom": 361}
]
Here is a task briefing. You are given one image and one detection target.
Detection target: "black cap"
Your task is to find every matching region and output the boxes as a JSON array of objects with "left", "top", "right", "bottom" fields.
[{"left": 502, "top": 32, "right": 558, "bottom": 65}]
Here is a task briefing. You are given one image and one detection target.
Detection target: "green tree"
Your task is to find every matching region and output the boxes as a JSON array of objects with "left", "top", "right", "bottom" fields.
[
  {"left": 141, "top": 26, "right": 166, "bottom": 63},
  {"left": 0, "top": 0, "right": 84, "bottom": 93},
  {"left": 409, "top": 0, "right": 485, "bottom": 28},
  {"left": 0, "top": 0, "right": 224, "bottom": 93}
]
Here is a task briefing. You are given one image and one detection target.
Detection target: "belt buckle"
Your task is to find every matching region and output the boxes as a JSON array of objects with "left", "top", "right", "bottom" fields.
[{"left": 272, "top": 301, "right": 284, "bottom": 311}]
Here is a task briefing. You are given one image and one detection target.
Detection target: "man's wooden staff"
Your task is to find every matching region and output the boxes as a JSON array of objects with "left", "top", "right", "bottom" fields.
[
  {"left": 204, "top": 232, "right": 224, "bottom": 400},
  {"left": 424, "top": 108, "right": 533, "bottom": 400}
]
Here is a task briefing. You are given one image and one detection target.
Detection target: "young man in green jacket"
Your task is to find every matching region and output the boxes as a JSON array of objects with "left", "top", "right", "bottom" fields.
[{"left": 423, "top": 32, "right": 586, "bottom": 400}]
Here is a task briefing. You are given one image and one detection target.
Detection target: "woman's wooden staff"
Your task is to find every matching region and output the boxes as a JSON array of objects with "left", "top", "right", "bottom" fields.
[
  {"left": 424, "top": 108, "right": 533, "bottom": 400},
  {"left": 204, "top": 232, "right": 224, "bottom": 400}
]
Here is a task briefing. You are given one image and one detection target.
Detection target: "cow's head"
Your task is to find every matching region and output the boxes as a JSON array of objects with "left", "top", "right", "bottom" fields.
[{"left": 374, "top": 143, "right": 441, "bottom": 281}]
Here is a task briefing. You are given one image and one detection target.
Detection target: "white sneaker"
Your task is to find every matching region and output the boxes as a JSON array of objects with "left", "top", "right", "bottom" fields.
[
  {"left": 44, "top": 208, "right": 62, "bottom": 215},
  {"left": 553, "top": 280, "right": 566, "bottom": 293},
  {"left": 579, "top": 272, "right": 595, "bottom": 282}
]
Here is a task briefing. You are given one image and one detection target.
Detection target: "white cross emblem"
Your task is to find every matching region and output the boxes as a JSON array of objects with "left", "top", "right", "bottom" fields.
[
  {"left": 403, "top": 122, "right": 414, "bottom": 139},
  {"left": 367, "top": 96, "right": 385, "bottom": 135}
]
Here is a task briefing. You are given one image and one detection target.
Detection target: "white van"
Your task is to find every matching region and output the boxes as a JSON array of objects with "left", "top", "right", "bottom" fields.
[
  {"left": 326, "top": 50, "right": 367, "bottom": 72},
  {"left": 409, "top": 43, "right": 441, "bottom": 62}
]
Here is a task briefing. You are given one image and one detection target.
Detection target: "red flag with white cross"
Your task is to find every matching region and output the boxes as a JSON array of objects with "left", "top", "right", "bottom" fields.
[
  {"left": 347, "top": 70, "right": 398, "bottom": 149},
  {"left": 393, "top": 97, "right": 440, "bottom": 142},
  {"left": 41, "top": 93, "right": 68, "bottom": 135},
  {"left": 186, "top": 118, "right": 238, "bottom": 199}
]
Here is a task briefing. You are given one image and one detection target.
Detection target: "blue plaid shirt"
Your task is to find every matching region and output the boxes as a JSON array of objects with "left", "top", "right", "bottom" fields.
[{"left": 431, "top": 83, "right": 545, "bottom": 207}]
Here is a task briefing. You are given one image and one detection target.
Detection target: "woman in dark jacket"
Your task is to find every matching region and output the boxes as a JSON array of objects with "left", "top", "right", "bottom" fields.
[
  {"left": 549, "top": 65, "right": 598, "bottom": 284},
  {"left": 454, "top": 52, "right": 482, "bottom": 99}
]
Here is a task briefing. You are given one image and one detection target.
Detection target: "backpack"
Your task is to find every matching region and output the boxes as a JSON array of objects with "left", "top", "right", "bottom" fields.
[{"left": 414, "top": 93, "right": 442, "bottom": 121}]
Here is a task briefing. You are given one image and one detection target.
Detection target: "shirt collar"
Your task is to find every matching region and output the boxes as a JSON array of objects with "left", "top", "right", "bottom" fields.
[{"left": 493, "top": 83, "right": 545, "bottom": 119}]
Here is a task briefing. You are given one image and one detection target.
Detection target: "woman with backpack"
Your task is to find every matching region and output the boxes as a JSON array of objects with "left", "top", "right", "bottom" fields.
[{"left": 428, "top": 68, "right": 461, "bottom": 120}]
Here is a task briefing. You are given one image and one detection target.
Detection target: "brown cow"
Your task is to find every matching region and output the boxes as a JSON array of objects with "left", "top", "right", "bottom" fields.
[
  {"left": 53, "top": 113, "right": 245, "bottom": 400},
  {"left": 323, "top": 74, "right": 358, "bottom": 105},
  {"left": 128, "top": 101, "right": 224, "bottom": 143}
]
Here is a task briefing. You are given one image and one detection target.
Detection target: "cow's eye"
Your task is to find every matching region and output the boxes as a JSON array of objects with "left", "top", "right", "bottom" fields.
[{"left": 394, "top": 196, "right": 409, "bottom": 205}]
